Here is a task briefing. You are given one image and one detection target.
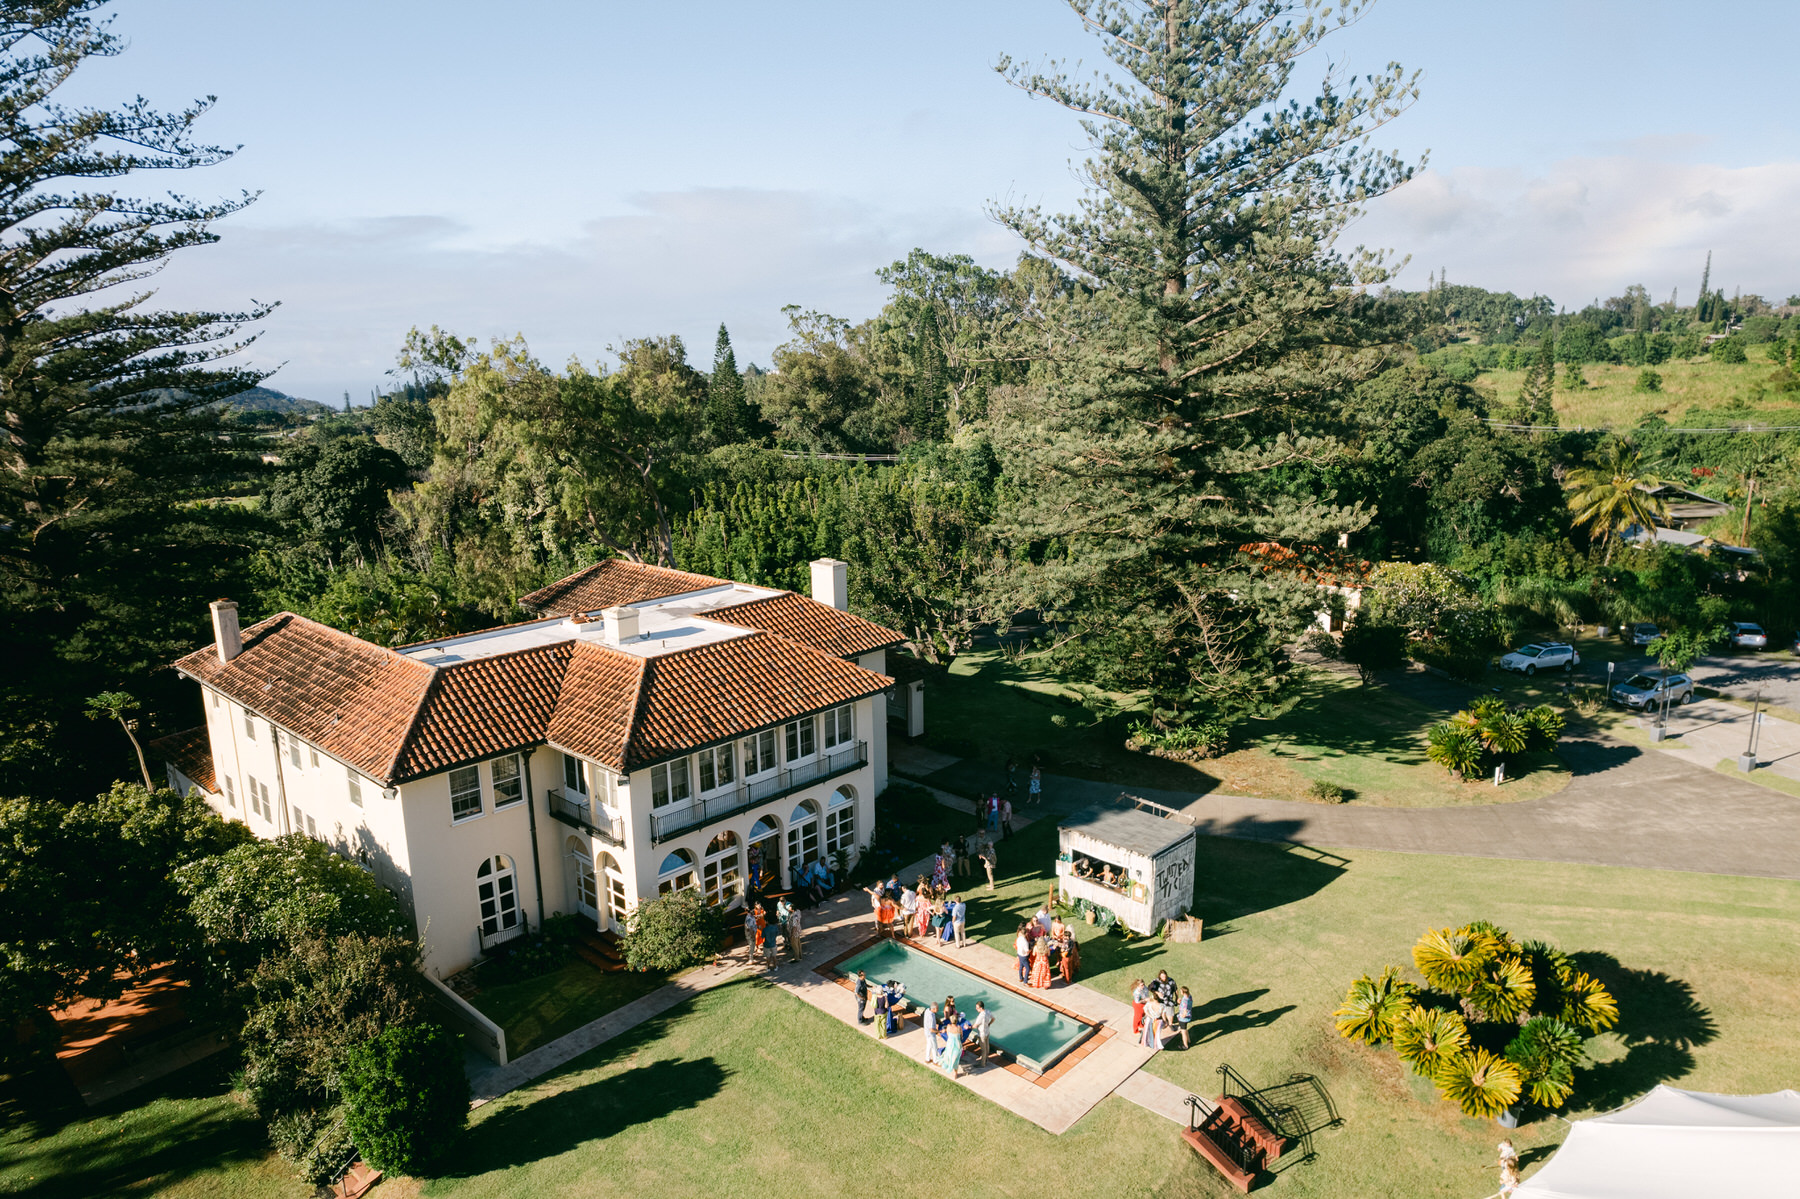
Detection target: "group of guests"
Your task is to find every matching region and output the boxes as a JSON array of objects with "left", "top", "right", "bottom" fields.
[
  {"left": 742, "top": 897, "right": 805, "bottom": 965},
  {"left": 852, "top": 971, "right": 995, "bottom": 1077},
  {"left": 868, "top": 872, "right": 970, "bottom": 948},
  {"left": 1012, "top": 900, "right": 1081, "bottom": 988},
  {"left": 1128, "top": 969, "right": 1194, "bottom": 1051}
]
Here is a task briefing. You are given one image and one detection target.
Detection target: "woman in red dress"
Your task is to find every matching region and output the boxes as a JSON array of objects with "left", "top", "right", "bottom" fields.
[
  {"left": 1059, "top": 932, "right": 1079, "bottom": 983},
  {"left": 1029, "top": 938, "right": 1054, "bottom": 989}
]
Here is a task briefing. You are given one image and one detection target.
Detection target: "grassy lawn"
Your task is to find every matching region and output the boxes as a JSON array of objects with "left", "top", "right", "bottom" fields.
[
  {"left": 921, "top": 650, "right": 1570, "bottom": 806},
  {"left": 464, "top": 960, "right": 673, "bottom": 1058},
  {"left": 1478, "top": 347, "right": 1796, "bottom": 429},
  {"left": 9, "top": 816, "right": 1795, "bottom": 1198}
]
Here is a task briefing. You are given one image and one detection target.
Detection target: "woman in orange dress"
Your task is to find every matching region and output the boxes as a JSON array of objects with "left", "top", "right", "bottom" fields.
[
  {"left": 917, "top": 896, "right": 934, "bottom": 939},
  {"left": 1059, "top": 932, "right": 1080, "bottom": 983},
  {"left": 1029, "top": 937, "right": 1054, "bottom": 988}
]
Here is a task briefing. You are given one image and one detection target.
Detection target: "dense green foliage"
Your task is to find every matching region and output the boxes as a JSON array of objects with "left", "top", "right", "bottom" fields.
[
  {"left": 619, "top": 886, "right": 726, "bottom": 972},
  {"left": 1338, "top": 921, "right": 1616, "bottom": 1117},
  {"left": 341, "top": 1022, "right": 470, "bottom": 1177}
]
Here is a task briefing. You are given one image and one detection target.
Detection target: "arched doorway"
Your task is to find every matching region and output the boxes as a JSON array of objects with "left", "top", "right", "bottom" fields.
[
  {"left": 702, "top": 830, "right": 741, "bottom": 908},
  {"left": 566, "top": 836, "right": 599, "bottom": 925},
  {"left": 747, "top": 816, "right": 782, "bottom": 893},
  {"left": 599, "top": 851, "right": 628, "bottom": 932},
  {"left": 825, "top": 785, "right": 856, "bottom": 864},
  {"left": 787, "top": 800, "right": 820, "bottom": 877},
  {"left": 657, "top": 848, "right": 697, "bottom": 896}
]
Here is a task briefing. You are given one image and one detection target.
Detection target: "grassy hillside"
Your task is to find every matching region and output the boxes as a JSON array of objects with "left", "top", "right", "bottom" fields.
[{"left": 1475, "top": 345, "right": 1796, "bottom": 430}]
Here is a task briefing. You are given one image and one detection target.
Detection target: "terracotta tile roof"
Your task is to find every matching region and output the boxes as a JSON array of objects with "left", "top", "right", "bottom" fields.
[
  {"left": 147, "top": 726, "right": 216, "bottom": 794},
  {"left": 711, "top": 592, "right": 903, "bottom": 658},
  {"left": 173, "top": 613, "right": 436, "bottom": 784},
  {"left": 546, "top": 632, "right": 892, "bottom": 771},
  {"left": 393, "top": 643, "right": 575, "bottom": 780},
  {"left": 517, "top": 559, "right": 729, "bottom": 617}
]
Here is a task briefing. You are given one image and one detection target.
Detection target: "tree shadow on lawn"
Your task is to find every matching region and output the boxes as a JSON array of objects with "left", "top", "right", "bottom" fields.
[
  {"left": 1190, "top": 837, "right": 1347, "bottom": 924},
  {"left": 444, "top": 1055, "right": 729, "bottom": 1177},
  {"left": 1566, "top": 952, "right": 1718, "bottom": 1113},
  {"left": 1556, "top": 737, "right": 1644, "bottom": 776}
]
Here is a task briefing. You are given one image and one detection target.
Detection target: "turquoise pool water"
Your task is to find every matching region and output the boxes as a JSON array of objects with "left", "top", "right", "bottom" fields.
[{"left": 838, "top": 940, "right": 1095, "bottom": 1073}]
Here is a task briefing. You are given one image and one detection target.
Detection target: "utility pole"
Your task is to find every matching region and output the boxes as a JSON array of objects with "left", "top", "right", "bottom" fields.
[{"left": 1738, "top": 691, "right": 1762, "bottom": 772}]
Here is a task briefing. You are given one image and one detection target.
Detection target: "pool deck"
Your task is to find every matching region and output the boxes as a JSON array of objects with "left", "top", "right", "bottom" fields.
[{"left": 757, "top": 887, "right": 1165, "bottom": 1135}]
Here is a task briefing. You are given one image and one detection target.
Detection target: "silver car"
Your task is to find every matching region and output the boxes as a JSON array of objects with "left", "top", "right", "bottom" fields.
[
  {"left": 1611, "top": 672, "right": 1693, "bottom": 709},
  {"left": 1499, "top": 642, "right": 1581, "bottom": 675},
  {"left": 1729, "top": 622, "right": 1768, "bottom": 650},
  {"left": 1623, "top": 622, "right": 1660, "bottom": 647}
]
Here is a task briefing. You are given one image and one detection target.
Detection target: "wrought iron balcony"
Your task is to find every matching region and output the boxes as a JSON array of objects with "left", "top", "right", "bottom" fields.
[
  {"left": 477, "top": 913, "right": 528, "bottom": 953},
  {"left": 546, "top": 787, "right": 627, "bottom": 848},
  {"left": 650, "top": 739, "right": 868, "bottom": 843}
]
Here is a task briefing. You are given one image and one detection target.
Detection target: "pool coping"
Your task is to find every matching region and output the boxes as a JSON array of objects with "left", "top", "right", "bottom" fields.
[{"left": 817, "top": 934, "right": 1116, "bottom": 1086}]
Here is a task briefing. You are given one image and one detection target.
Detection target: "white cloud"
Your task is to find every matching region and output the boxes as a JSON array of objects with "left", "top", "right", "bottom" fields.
[
  {"left": 1350, "top": 156, "right": 1800, "bottom": 307},
  {"left": 133, "top": 189, "right": 1014, "bottom": 403}
]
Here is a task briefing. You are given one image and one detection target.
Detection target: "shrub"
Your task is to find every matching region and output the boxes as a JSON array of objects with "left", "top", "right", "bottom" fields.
[
  {"left": 341, "top": 1023, "right": 470, "bottom": 1177},
  {"left": 1634, "top": 368, "right": 1662, "bottom": 393},
  {"left": 1426, "top": 724, "right": 1483, "bottom": 779},
  {"left": 620, "top": 886, "right": 724, "bottom": 972},
  {"left": 1307, "top": 779, "right": 1347, "bottom": 803},
  {"left": 1433, "top": 1048, "right": 1522, "bottom": 1119},
  {"left": 475, "top": 914, "right": 582, "bottom": 986},
  {"left": 1332, "top": 965, "right": 1415, "bottom": 1045},
  {"left": 1712, "top": 337, "right": 1748, "bottom": 364},
  {"left": 1126, "top": 718, "right": 1231, "bottom": 760}
]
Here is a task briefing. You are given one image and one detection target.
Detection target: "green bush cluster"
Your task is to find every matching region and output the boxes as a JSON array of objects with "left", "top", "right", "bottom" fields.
[
  {"left": 620, "top": 886, "right": 726, "bottom": 972},
  {"left": 1426, "top": 698, "right": 1563, "bottom": 781},
  {"left": 341, "top": 1023, "right": 470, "bottom": 1177}
]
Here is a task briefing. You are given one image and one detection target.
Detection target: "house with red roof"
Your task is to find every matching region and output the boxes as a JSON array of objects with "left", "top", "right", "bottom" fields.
[{"left": 157, "top": 558, "right": 901, "bottom": 977}]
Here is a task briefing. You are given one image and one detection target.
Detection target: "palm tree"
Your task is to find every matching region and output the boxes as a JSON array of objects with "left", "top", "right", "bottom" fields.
[
  {"left": 1564, "top": 440, "right": 1671, "bottom": 564},
  {"left": 1434, "top": 1048, "right": 1523, "bottom": 1119},
  {"left": 1393, "top": 1006, "right": 1471, "bottom": 1078},
  {"left": 1333, "top": 966, "right": 1416, "bottom": 1045}
]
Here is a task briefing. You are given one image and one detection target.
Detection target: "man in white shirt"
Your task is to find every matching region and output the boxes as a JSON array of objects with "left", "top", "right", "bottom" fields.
[
  {"left": 971, "top": 1000, "right": 995, "bottom": 1066},
  {"left": 922, "top": 1002, "right": 940, "bottom": 1063}
]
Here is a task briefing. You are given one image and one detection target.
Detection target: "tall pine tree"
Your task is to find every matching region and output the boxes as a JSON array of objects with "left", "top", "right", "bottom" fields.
[
  {"left": 704, "top": 323, "right": 751, "bottom": 445},
  {"left": 989, "top": 0, "right": 1419, "bottom": 729}
]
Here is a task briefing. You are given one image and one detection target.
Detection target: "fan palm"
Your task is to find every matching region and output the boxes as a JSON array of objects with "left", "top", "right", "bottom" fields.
[
  {"left": 1333, "top": 966, "right": 1416, "bottom": 1045},
  {"left": 1557, "top": 970, "right": 1620, "bottom": 1034},
  {"left": 1564, "top": 440, "right": 1671, "bottom": 564},
  {"left": 1522, "top": 705, "right": 1565, "bottom": 751},
  {"left": 1413, "top": 927, "right": 1498, "bottom": 993},
  {"left": 1426, "top": 724, "right": 1483, "bottom": 779},
  {"left": 1467, "top": 954, "right": 1537, "bottom": 1023},
  {"left": 1506, "top": 1017, "right": 1585, "bottom": 1108},
  {"left": 1393, "top": 1006, "right": 1470, "bottom": 1078},
  {"left": 1434, "top": 1048, "right": 1523, "bottom": 1119}
]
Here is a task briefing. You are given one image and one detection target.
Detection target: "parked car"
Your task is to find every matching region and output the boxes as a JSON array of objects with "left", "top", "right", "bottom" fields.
[
  {"left": 1499, "top": 642, "right": 1581, "bottom": 675},
  {"left": 1622, "top": 622, "right": 1660, "bottom": 647},
  {"left": 1610, "top": 671, "right": 1694, "bottom": 709},
  {"left": 1728, "top": 622, "right": 1768, "bottom": 650}
]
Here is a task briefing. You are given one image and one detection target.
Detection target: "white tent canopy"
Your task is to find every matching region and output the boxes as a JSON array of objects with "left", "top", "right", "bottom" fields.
[{"left": 1515, "top": 1085, "right": 1800, "bottom": 1199}]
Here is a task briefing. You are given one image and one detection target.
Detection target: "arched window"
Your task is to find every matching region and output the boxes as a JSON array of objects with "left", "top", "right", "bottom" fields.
[
  {"left": 476, "top": 854, "right": 520, "bottom": 940},
  {"left": 824, "top": 786, "right": 856, "bottom": 860},
  {"left": 598, "top": 852, "right": 628, "bottom": 929},
  {"left": 657, "top": 848, "right": 697, "bottom": 896},
  {"left": 787, "top": 800, "right": 820, "bottom": 872},
  {"left": 702, "top": 831, "right": 741, "bottom": 907}
]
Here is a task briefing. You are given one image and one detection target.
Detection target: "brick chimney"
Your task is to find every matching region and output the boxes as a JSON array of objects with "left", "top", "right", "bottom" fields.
[
  {"left": 809, "top": 558, "right": 848, "bottom": 611},
  {"left": 603, "top": 606, "right": 640, "bottom": 647},
  {"left": 210, "top": 600, "right": 242, "bottom": 663}
]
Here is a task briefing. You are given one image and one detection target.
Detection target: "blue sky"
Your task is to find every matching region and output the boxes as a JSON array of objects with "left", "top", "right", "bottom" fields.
[{"left": 69, "top": 0, "right": 1800, "bottom": 402}]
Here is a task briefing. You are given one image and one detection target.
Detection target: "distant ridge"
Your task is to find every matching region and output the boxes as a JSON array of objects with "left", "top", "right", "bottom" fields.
[{"left": 221, "top": 386, "right": 330, "bottom": 414}]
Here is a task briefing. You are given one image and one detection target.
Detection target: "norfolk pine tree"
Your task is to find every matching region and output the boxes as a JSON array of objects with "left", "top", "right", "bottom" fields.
[
  {"left": 706, "top": 322, "right": 751, "bottom": 444},
  {"left": 989, "top": 0, "right": 1419, "bottom": 728}
]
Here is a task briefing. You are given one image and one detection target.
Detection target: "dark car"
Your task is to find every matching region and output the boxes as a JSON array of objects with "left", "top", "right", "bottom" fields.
[
  {"left": 1610, "top": 671, "right": 1694, "bottom": 710},
  {"left": 1622, "top": 622, "right": 1660, "bottom": 647}
]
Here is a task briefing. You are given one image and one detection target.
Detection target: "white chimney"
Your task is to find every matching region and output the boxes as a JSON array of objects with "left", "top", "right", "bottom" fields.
[
  {"left": 603, "top": 605, "right": 640, "bottom": 646},
  {"left": 810, "top": 558, "right": 848, "bottom": 611},
  {"left": 210, "top": 599, "right": 242, "bottom": 663}
]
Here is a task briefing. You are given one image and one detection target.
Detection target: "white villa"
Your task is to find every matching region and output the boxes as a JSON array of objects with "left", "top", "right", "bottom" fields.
[{"left": 156, "top": 558, "right": 903, "bottom": 978}]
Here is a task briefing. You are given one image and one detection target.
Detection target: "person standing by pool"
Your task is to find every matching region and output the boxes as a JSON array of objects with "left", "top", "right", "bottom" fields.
[
  {"left": 980, "top": 840, "right": 997, "bottom": 891},
  {"left": 877, "top": 894, "right": 897, "bottom": 939},
  {"left": 1059, "top": 931, "right": 1080, "bottom": 983},
  {"left": 854, "top": 971, "right": 871, "bottom": 1024},
  {"left": 932, "top": 850, "right": 950, "bottom": 892},
  {"left": 743, "top": 907, "right": 759, "bottom": 964},
  {"left": 922, "top": 1002, "right": 940, "bottom": 1063},
  {"left": 787, "top": 904, "right": 804, "bottom": 961},
  {"left": 1130, "top": 979, "right": 1148, "bottom": 1034},
  {"left": 899, "top": 884, "right": 918, "bottom": 936},
  {"left": 1029, "top": 936, "right": 1054, "bottom": 989},
  {"left": 951, "top": 895, "right": 968, "bottom": 948},
  {"left": 1175, "top": 986, "right": 1193, "bottom": 1048},
  {"left": 940, "top": 1020, "right": 965, "bottom": 1078},
  {"left": 1015, "top": 924, "right": 1032, "bottom": 982},
  {"left": 1140, "top": 995, "right": 1165, "bottom": 1050},
  {"left": 971, "top": 1001, "right": 994, "bottom": 1066}
]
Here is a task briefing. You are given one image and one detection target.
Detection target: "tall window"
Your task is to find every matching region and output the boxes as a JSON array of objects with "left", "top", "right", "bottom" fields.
[
  {"left": 246, "top": 773, "right": 264, "bottom": 819},
  {"left": 309, "top": 747, "right": 319, "bottom": 768},
  {"left": 785, "top": 716, "right": 816, "bottom": 763},
  {"left": 287, "top": 731, "right": 303, "bottom": 769},
  {"left": 492, "top": 755, "right": 523, "bottom": 808},
  {"left": 822, "top": 704, "right": 854, "bottom": 749},
  {"left": 825, "top": 787, "right": 856, "bottom": 859},
  {"left": 346, "top": 769, "right": 363, "bottom": 807},
  {"left": 702, "top": 831, "right": 740, "bottom": 906},
  {"left": 563, "top": 752, "right": 587, "bottom": 795},
  {"left": 210, "top": 689, "right": 219, "bottom": 709},
  {"left": 743, "top": 730, "right": 777, "bottom": 777},
  {"left": 600, "top": 852, "right": 628, "bottom": 928},
  {"left": 449, "top": 765, "right": 483, "bottom": 822},
  {"left": 594, "top": 766, "right": 616, "bottom": 807},
  {"left": 650, "top": 758, "right": 691, "bottom": 808},
  {"left": 476, "top": 855, "right": 520, "bottom": 937},
  {"left": 787, "top": 800, "right": 820, "bottom": 869},
  {"left": 696, "top": 745, "right": 736, "bottom": 793},
  {"left": 222, "top": 775, "right": 236, "bottom": 809},
  {"left": 657, "top": 848, "right": 697, "bottom": 896},
  {"left": 244, "top": 711, "right": 256, "bottom": 740}
]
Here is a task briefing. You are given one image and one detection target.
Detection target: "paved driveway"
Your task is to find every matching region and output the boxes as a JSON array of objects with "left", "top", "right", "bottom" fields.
[{"left": 1686, "top": 650, "right": 1800, "bottom": 710}]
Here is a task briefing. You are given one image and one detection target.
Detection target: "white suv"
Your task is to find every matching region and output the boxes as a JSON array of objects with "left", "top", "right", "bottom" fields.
[{"left": 1499, "top": 642, "right": 1581, "bottom": 676}]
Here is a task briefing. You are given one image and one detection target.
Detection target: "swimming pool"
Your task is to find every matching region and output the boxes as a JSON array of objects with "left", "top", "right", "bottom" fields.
[{"left": 838, "top": 940, "right": 1097, "bottom": 1073}]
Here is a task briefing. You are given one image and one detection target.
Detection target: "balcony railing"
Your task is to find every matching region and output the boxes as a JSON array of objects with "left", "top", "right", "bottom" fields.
[
  {"left": 478, "top": 912, "right": 528, "bottom": 954},
  {"left": 546, "top": 787, "right": 627, "bottom": 848},
  {"left": 650, "top": 739, "right": 867, "bottom": 843}
]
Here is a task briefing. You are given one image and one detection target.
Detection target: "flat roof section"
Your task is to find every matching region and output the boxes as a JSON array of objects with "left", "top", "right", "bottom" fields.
[{"left": 400, "top": 593, "right": 777, "bottom": 666}]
